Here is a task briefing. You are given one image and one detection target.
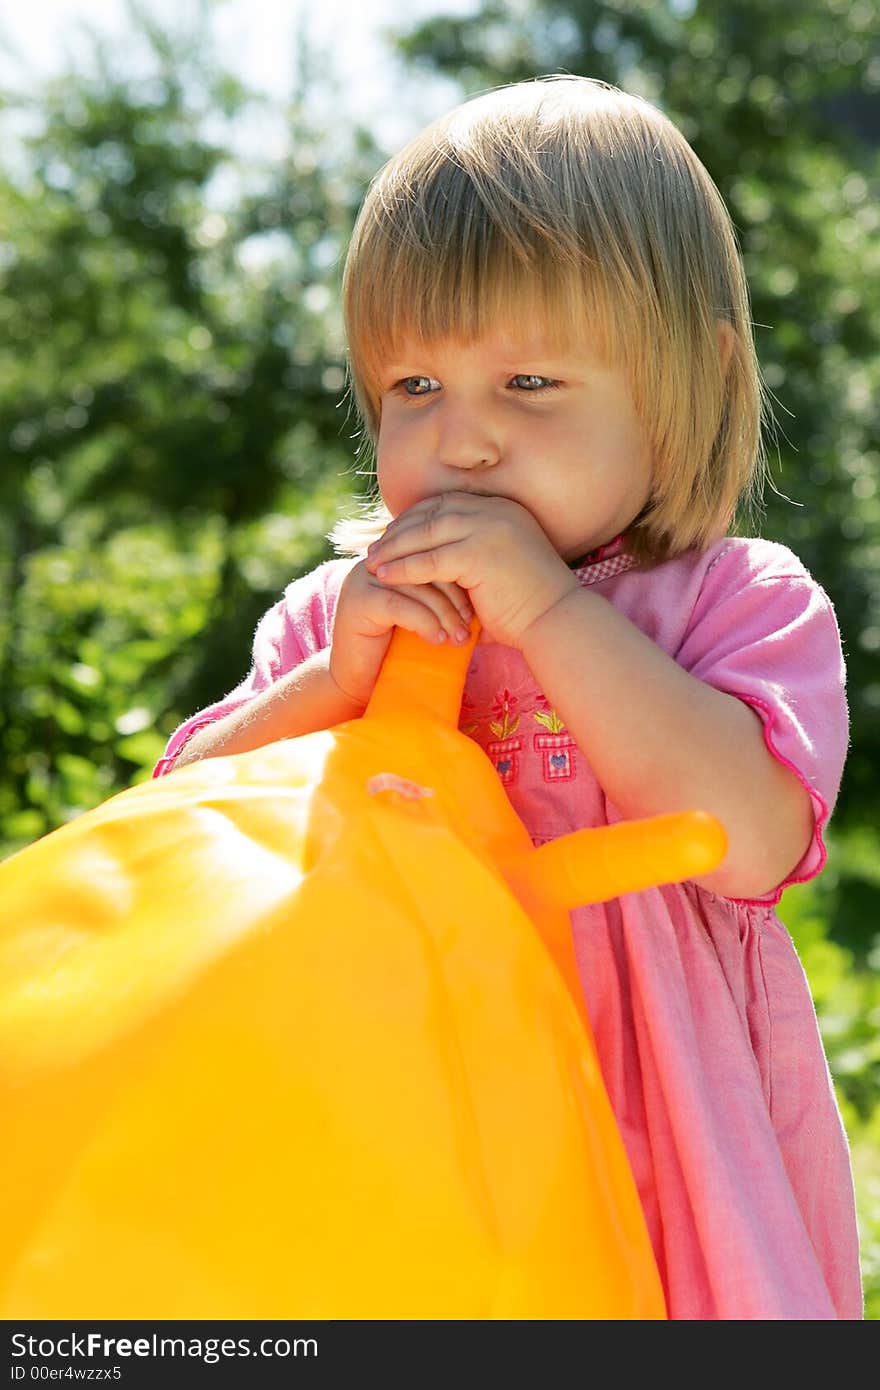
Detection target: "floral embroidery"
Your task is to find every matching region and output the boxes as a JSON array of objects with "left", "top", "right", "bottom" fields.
[
  {"left": 489, "top": 688, "right": 521, "bottom": 740},
  {"left": 533, "top": 731, "right": 577, "bottom": 781},
  {"left": 463, "top": 681, "right": 578, "bottom": 786},
  {"left": 532, "top": 694, "right": 566, "bottom": 735},
  {"left": 457, "top": 542, "right": 634, "bottom": 779},
  {"left": 487, "top": 735, "right": 523, "bottom": 785}
]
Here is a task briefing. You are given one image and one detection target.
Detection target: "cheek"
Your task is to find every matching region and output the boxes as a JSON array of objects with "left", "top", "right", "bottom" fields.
[{"left": 376, "top": 427, "right": 418, "bottom": 517}]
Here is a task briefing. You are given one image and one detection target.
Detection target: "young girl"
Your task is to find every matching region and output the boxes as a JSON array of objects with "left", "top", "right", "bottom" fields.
[{"left": 155, "top": 76, "right": 862, "bottom": 1319}]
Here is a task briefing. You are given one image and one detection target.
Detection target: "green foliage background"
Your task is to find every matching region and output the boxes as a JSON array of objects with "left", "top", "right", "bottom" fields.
[{"left": 1, "top": 0, "right": 877, "bottom": 1314}]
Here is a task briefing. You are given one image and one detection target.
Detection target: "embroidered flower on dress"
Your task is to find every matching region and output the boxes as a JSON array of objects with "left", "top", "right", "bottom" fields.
[
  {"left": 489, "top": 688, "right": 521, "bottom": 740},
  {"left": 532, "top": 693, "right": 566, "bottom": 734}
]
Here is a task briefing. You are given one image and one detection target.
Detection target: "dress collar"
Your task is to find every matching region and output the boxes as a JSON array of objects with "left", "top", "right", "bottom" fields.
[{"left": 568, "top": 534, "right": 639, "bottom": 586}]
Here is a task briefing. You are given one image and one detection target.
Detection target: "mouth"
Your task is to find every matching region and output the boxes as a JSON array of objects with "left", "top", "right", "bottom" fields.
[{"left": 430, "top": 485, "right": 508, "bottom": 500}]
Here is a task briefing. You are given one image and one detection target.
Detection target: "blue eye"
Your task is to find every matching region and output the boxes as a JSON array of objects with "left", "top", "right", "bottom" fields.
[
  {"left": 511, "top": 374, "right": 558, "bottom": 391},
  {"left": 400, "top": 376, "right": 440, "bottom": 396}
]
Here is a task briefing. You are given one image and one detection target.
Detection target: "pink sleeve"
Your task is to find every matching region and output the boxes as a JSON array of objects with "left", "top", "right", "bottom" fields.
[
  {"left": 153, "top": 557, "right": 356, "bottom": 776},
  {"left": 676, "top": 544, "right": 849, "bottom": 905}
]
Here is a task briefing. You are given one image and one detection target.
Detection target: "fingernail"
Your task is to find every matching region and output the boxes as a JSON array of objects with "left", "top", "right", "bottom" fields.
[{"left": 455, "top": 627, "right": 470, "bottom": 644}]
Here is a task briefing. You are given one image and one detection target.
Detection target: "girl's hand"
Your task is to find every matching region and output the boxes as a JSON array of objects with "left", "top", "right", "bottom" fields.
[
  {"left": 329, "top": 558, "right": 474, "bottom": 708},
  {"left": 364, "top": 492, "right": 579, "bottom": 649}
]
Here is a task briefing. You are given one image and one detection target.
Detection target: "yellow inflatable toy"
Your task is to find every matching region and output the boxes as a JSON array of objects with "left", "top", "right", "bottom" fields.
[{"left": 0, "top": 624, "right": 726, "bottom": 1319}]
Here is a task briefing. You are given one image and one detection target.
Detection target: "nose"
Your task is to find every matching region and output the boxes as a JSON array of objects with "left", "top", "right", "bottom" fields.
[{"left": 435, "top": 403, "right": 501, "bottom": 472}]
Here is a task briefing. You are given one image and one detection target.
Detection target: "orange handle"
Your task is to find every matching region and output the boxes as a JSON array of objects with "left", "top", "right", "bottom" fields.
[
  {"left": 365, "top": 622, "right": 480, "bottom": 726},
  {"left": 517, "top": 811, "right": 728, "bottom": 910}
]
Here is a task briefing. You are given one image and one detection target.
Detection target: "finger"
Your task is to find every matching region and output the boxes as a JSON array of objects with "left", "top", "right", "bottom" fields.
[
  {"left": 391, "top": 581, "right": 473, "bottom": 643},
  {"left": 434, "top": 580, "right": 474, "bottom": 625},
  {"left": 393, "top": 490, "right": 478, "bottom": 521},
  {"left": 370, "top": 583, "right": 471, "bottom": 645},
  {"left": 367, "top": 496, "right": 473, "bottom": 567},
  {"left": 347, "top": 561, "right": 470, "bottom": 642},
  {"left": 376, "top": 494, "right": 451, "bottom": 535},
  {"left": 370, "top": 542, "right": 470, "bottom": 590}
]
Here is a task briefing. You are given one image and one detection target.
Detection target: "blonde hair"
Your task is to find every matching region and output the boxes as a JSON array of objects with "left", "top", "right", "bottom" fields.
[{"left": 332, "top": 74, "right": 767, "bottom": 563}]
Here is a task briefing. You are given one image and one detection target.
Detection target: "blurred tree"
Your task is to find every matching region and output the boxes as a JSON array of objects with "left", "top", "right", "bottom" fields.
[
  {"left": 0, "top": 4, "right": 376, "bottom": 847},
  {"left": 392, "top": 0, "right": 880, "bottom": 829}
]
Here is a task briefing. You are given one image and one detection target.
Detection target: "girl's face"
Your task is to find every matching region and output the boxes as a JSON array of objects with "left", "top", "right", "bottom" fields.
[{"left": 375, "top": 329, "right": 653, "bottom": 561}]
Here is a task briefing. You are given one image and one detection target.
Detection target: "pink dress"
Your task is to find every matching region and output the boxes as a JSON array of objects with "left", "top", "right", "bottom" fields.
[{"left": 155, "top": 536, "right": 863, "bottom": 1320}]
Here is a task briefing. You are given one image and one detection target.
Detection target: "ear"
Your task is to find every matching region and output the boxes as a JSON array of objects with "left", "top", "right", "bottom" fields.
[{"left": 717, "top": 319, "right": 735, "bottom": 377}]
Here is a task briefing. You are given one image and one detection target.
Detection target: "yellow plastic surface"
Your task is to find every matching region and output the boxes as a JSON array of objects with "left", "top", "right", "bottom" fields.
[{"left": 0, "top": 625, "right": 726, "bottom": 1319}]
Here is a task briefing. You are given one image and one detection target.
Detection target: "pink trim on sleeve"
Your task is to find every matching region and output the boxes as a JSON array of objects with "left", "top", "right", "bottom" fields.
[
  {"left": 728, "top": 693, "right": 831, "bottom": 906},
  {"left": 152, "top": 710, "right": 250, "bottom": 779},
  {"left": 664, "top": 543, "right": 849, "bottom": 907}
]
